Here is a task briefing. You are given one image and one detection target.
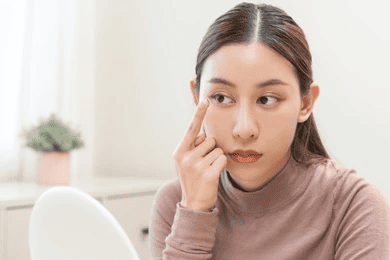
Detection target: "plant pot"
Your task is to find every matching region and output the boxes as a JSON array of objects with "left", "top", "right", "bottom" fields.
[{"left": 37, "top": 152, "right": 71, "bottom": 186}]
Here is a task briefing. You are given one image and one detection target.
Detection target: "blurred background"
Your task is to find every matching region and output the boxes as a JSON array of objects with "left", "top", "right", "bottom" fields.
[{"left": 1, "top": 0, "right": 389, "bottom": 201}]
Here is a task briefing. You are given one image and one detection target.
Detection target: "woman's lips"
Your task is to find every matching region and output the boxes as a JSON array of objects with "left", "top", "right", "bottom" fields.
[
  {"left": 229, "top": 150, "right": 262, "bottom": 164},
  {"left": 230, "top": 150, "right": 261, "bottom": 156}
]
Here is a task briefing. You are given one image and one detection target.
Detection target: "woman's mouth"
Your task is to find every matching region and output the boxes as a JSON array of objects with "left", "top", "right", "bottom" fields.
[{"left": 229, "top": 150, "right": 262, "bottom": 164}]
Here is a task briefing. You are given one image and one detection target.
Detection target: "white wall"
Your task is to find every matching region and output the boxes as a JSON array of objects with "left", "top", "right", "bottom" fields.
[{"left": 93, "top": 0, "right": 390, "bottom": 201}]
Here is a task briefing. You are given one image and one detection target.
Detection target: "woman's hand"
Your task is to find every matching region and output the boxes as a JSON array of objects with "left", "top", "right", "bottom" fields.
[{"left": 173, "top": 99, "right": 227, "bottom": 212}]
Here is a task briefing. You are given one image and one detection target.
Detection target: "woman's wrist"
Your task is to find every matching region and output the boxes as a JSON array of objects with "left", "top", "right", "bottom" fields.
[{"left": 180, "top": 201, "right": 215, "bottom": 212}]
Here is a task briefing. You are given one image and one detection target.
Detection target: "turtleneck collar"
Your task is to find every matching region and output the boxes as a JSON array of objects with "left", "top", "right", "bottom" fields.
[{"left": 218, "top": 153, "right": 312, "bottom": 217}]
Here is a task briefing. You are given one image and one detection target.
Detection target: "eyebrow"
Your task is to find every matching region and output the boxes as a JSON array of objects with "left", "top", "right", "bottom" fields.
[{"left": 207, "top": 77, "right": 289, "bottom": 89}]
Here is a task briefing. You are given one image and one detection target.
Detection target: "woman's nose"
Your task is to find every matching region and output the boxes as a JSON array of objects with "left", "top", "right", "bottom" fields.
[{"left": 232, "top": 105, "right": 258, "bottom": 139}]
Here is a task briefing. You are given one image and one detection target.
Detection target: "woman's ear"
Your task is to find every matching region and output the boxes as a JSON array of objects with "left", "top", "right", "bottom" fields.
[
  {"left": 190, "top": 78, "right": 199, "bottom": 106},
  {"left": 298, "top": 82, "right": 320, "bottom": 123}
]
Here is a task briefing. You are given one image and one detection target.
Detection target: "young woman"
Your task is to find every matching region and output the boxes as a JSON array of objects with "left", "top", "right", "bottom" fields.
[{"left": 149, "top": 2, "right": 390, "bottom": 259}]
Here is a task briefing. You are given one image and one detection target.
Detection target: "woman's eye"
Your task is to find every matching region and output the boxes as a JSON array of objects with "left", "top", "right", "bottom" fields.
[
  {"left": 210, "top": 93, "right": 281, "bottom": 106},
  {"left": 211, "top": 94, "right": 233, "bottom": 104},
  {"left": 258, "top": 96, "right": 280, "bottom": 106}
]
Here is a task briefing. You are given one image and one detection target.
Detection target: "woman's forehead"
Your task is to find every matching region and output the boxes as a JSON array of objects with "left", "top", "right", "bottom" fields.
[{"left": 200, "top": 43, "right": 298, "bottom": 93}]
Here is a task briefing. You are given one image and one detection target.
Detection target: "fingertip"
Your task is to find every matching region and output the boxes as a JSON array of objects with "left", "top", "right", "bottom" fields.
[{"left": 203, "top": 98, "right": 210, "bottom": 107}]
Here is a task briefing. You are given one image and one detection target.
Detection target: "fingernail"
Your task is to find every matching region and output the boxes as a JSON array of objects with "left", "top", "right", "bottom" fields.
[{"left": 205, "top": 99, "right": 210, "bottom": 107}]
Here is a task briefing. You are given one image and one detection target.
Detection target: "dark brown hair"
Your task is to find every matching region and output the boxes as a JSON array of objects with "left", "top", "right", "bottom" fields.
[{"left": 194, "top": 2, "right": 337, "bottom": 167}]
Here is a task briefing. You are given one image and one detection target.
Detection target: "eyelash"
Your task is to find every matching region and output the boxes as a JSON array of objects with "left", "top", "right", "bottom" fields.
[{"left": 208, "top": 92, "right": 282, "bottom": 107}]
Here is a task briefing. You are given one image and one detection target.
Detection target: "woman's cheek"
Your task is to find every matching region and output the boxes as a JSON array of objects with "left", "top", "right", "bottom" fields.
[{"left": 208, "top": 112, "right": 232, "bottom": 137}]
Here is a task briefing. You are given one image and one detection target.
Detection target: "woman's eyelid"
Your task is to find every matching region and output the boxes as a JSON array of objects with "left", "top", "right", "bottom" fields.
[
  {"left": 209, "top": 91, "right": 281, "bottom": 102},
  {"left": 209, "top": 89, "right": 281, "bottom": 96}
]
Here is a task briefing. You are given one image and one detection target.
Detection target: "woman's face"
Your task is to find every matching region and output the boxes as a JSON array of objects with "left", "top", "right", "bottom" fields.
[{"left": 190, "top": 42, "right": 319, "bottom": 192}]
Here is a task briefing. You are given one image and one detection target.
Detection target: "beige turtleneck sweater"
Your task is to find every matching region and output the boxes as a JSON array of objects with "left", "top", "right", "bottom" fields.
[{"left": 149, "top": 154, "right": 390, "bottom": 259}]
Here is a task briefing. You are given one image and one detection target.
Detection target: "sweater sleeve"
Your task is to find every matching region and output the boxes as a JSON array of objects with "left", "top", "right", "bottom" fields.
[
  {"left": 149, "top": 180, "right": 219, "bottom": 260},
  {"left": 334, "top": 174, "right": 390, "bottom": 259}
]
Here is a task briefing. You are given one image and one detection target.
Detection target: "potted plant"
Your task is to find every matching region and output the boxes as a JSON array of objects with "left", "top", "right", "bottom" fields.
[{"left": 19, "top": 113, "right": 85, "bottom": 186}]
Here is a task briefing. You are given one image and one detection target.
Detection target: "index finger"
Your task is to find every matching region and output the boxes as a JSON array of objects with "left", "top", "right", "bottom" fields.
[{"left": 181, "top": 99, "right": 209, "bottom": 149}]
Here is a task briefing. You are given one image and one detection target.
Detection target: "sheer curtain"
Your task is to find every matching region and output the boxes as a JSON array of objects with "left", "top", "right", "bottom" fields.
[{"left": 0, "top": 0, "right": 95, "bottom": 183}]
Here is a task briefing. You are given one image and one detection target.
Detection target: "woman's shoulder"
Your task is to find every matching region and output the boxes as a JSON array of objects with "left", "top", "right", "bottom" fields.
[
  {"left": 308, "top": 158, "right": 388, "bottom": 209},
  {"left": 310, "top": 158, "right": 359, "bottom": 184},
  {"left": 313, "top": 159, "right": 390, "bottom": 255}
]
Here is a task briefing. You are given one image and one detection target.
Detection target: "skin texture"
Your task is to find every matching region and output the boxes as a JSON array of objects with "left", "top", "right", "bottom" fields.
[{"left": 190, "top": 42, "right": 320, "bottom": 192}]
